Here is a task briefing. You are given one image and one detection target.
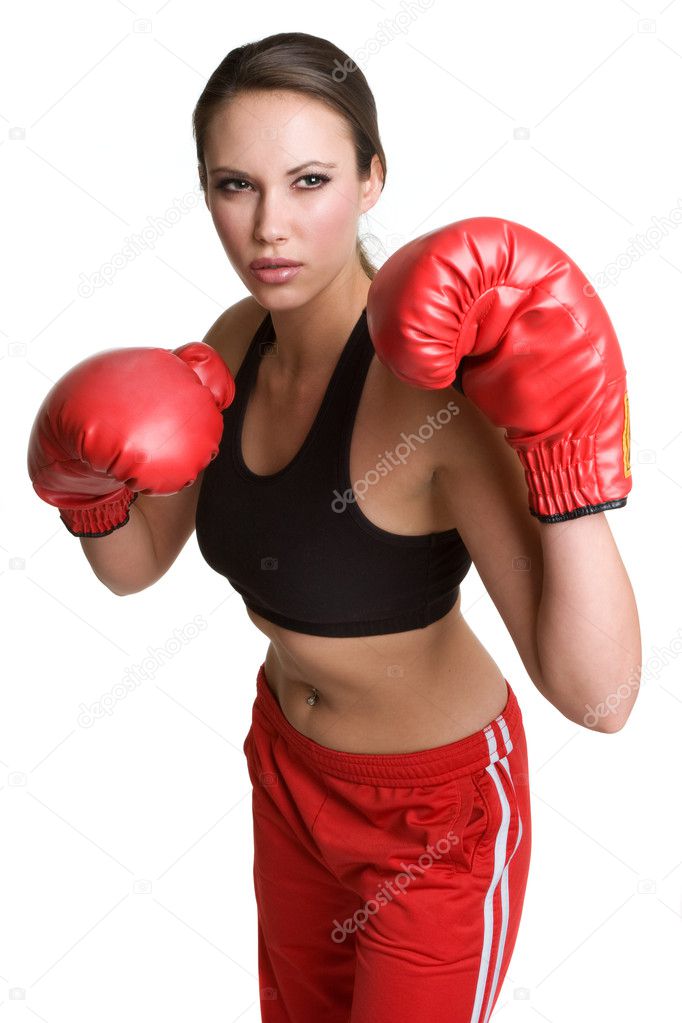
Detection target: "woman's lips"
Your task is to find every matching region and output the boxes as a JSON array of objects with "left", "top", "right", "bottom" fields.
[{"left": 249, "top": 265, "right": 303, "bottom": 285}]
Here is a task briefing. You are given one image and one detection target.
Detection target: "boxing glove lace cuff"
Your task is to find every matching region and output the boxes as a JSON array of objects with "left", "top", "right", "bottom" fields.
[
  {"left": 520, "top": 436, "right": 628, "bottom": 523},
  {"left": 59, "top": 488, "right": 138, "bottom": 538}
]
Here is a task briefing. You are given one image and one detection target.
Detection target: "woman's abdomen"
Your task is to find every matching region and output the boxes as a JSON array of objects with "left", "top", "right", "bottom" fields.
[{"left": 252, "top": 600, "right": 510, "bottom": 754}]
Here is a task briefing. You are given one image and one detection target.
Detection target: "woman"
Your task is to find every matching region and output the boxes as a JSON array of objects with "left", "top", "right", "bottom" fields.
[{"left": 28, "top": 31, "right": 641, "bottom": 1023}]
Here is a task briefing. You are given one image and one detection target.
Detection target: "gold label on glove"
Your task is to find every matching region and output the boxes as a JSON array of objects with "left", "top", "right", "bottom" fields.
[{"left": 622, "top": 392, "right": 631, "bottom": 478}]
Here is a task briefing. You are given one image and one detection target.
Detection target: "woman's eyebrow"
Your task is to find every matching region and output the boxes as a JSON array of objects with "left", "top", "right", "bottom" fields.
[{"left": 208, "top": 160, "right": 338, "bottom": 177}]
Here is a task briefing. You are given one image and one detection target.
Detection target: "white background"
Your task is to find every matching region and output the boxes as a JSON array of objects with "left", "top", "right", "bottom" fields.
[{"left": 3, "top": 1, "right": 680, "bottom": 1020}]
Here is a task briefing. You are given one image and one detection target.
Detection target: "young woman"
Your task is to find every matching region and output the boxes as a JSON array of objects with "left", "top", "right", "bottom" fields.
[{"left": 28, "top": 31, "right": 641, "bottom": 1023}]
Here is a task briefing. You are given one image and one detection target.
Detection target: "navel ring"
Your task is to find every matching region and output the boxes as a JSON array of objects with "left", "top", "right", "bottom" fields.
[{"left": 306, "top": 687, "right": 320, "bottom": 706}]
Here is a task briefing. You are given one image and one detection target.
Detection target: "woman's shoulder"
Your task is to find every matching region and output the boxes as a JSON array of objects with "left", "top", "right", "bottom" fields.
[
  {"left": 366, "top": 350, "right": 471, "bottom": 475},
  {"left": 200, "top": 295, "right": 269, "bottom": 380}
]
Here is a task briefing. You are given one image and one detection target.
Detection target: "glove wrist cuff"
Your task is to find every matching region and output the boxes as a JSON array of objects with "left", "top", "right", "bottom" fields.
[
  {"left": 59, "top": 489, "right": 138, "bottom": 538},
  {"left": 518, "top": 437, "right": 629, "bottom": 523}
]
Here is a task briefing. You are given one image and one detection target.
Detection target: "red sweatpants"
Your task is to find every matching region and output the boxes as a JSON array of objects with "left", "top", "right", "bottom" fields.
[{"left": 243, "top": 663, "right": 532, "bottom": 1022}]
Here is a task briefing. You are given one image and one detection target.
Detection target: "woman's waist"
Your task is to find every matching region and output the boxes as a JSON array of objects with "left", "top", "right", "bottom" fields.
[{"left": 259, "top": 611, "right": 509, "bottom": 754}]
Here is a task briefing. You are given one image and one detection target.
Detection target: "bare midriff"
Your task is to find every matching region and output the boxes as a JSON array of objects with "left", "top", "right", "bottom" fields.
[{"left": 250, "top": 593, "right": 509, "bottom": 754}]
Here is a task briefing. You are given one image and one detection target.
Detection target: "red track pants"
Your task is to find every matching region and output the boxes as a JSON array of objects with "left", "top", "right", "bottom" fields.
[{"left": 243, "top": 663, "right": 532, "bottom": 1022}]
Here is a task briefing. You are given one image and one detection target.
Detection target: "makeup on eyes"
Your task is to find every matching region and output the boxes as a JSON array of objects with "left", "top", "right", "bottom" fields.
[{"left": 216, "top": 173, "right": 331, "bottom": 193}]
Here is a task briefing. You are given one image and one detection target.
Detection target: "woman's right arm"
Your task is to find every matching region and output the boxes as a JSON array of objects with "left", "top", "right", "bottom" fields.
[
  {"left": 78, "top": 296, "right": 265, "bottom": 596},
  {"left": 78, "top": 478, "right": 204, "bottom": 596}
]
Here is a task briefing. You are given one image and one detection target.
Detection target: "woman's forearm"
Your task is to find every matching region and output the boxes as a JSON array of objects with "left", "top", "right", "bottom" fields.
[
  {"left": 534, "top": 511, "right": 642, "bottom": 732},
  {"left": 79, "top": 500, "right": 161, "bottom": 596}
]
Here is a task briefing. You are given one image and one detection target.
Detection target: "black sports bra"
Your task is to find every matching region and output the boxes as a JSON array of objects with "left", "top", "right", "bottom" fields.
[{"left": 195, "top": 307, "right": 472, "bottom": 637}]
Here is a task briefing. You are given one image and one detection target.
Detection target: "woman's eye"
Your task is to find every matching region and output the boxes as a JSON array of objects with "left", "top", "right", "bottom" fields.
[
  {"left": 218, "top": 180, "right": 250, "bottom": 192},
  {"left": 296, "top": 174, "right": 330, "bottom": 188},
  {"left": 217, "top": 174, "right": 330, "bottom": 193},
  {"left": 218, "top": 178, "right": 250, "bottom": 192}
]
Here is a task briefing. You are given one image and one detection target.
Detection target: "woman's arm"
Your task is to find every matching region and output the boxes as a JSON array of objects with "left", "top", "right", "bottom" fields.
[
  {"left": 80, "top": 479, "right": 203, "bottom": 596},
  {"left": 79, "top": 498, "right": 159, "bottom": 596},
  {"left": 435, "top": 393, "right": 641, "bottom": 731},
  {"left": 77, "top": 296, "right": 263, "bottom": 596},
  {"left": 536, "top": 513, "right": 641, "bottom": 732}
]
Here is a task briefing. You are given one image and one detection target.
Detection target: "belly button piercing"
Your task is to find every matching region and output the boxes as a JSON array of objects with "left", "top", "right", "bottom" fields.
[{"left": 306, "top": 687, "right": 320, "bottom": 706}]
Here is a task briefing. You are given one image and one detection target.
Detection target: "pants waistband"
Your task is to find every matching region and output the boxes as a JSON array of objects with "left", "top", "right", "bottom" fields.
[{"left": 254, "top": 662, "right": 524, "bottom": 786}]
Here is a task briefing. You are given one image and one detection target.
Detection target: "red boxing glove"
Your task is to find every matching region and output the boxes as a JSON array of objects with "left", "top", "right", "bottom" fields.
[
  {"left": 27, "top": 342, "right": 235, "bottom": 537},
  {"left": 366, "top": 216, "right": 632, "bottom": 523}
]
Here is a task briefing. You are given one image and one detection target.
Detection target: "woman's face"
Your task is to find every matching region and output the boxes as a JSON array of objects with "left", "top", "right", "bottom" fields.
[{"left": 202, "top": 89, "right": 382, "bottom": 307}]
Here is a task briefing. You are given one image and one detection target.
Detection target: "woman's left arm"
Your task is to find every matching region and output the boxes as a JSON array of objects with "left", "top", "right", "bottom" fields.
[
  {"left": 536, "top": 513, "right": 641, "bottom": 732},
  {"left": 435, "top": 393, "right": 641, "bottom": 733},
  {"left": 368, "top": 216, "right": 641, "bottom": 729}
]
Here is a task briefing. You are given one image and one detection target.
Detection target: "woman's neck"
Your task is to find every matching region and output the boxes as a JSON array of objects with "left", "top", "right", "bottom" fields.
[{"left": 266, "top": 274, "right": 370, "bottom": 379}]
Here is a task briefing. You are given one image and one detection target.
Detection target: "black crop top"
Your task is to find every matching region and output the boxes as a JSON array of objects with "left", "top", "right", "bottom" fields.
[{"left": 195, "top": 307, "right": 472, "bottom": 637}]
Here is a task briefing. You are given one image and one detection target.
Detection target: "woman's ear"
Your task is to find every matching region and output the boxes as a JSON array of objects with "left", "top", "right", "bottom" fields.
[{"left": 361, "top": 154, "right": 384, "bottom": 214}]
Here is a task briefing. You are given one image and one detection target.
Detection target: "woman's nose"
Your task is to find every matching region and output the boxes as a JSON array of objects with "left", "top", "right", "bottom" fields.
[
  {"left": 253, "top": 195, "right": 290, "bottom": 244},
  {"left": 254, "top": 223, "right": 288, "bottom": 244}
]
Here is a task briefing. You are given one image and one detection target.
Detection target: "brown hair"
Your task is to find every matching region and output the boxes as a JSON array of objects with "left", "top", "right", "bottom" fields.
[{"left": 192, "top": 31, "right": 386, "bottom": 279}]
